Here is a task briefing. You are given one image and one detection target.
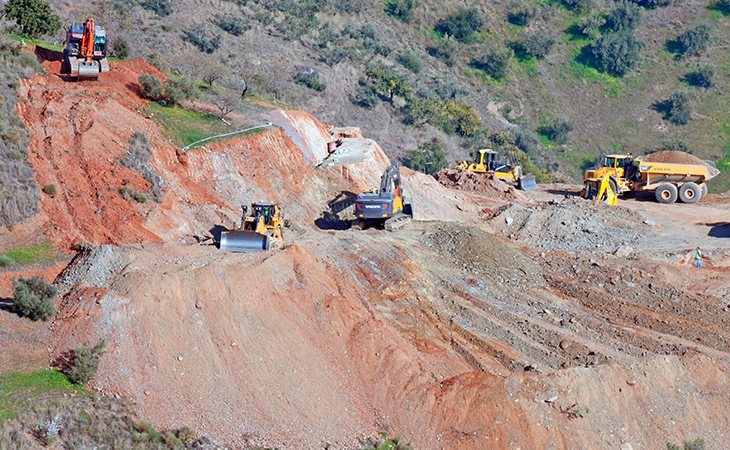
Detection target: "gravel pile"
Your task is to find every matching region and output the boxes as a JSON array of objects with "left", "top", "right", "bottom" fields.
[
  {"left": 489, "top": 198, "right": 645, "bottom": 252},
  {"left": 420, "top": 223, "right": 543, "bottom": 287},
  {"left": 55, "top": 245, "right": 126, "bottom": 295}
]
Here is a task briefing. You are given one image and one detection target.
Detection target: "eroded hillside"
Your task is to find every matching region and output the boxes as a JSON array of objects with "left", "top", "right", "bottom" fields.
[{"left": 1, "top": 49, "right": 730, "bottom": 449}]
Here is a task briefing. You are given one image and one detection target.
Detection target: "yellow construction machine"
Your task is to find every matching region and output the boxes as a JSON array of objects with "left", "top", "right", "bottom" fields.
[
  {"left": 592, "top": 173, "right": 618, "bottom": 206},
  {"left": 220, "top": 202, "right": 284, "bottom": 252},
  {"left": 455, "top": 149, "right": 537, "bottom": 190},
  {"left": 581, "top": 154, "right": 718, "bottom": 204}
]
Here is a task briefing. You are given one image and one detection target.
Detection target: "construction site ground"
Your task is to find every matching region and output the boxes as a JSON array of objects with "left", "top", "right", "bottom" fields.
[{"left": 1, "top": 55, "right": 729, "bottom": 449}]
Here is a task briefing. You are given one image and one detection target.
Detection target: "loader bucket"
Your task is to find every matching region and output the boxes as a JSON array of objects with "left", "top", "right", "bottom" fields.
[
  {"left": 519, "top": 174, "right": 538, "bottom": 191},
  {"left": 219, "top": 230, "right": 270, "bottom": 253}
]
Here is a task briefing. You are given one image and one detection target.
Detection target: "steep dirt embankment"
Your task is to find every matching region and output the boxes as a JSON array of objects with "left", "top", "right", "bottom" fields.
[{"left": 14, "top": 57, "right": 730, "bottom": 449}]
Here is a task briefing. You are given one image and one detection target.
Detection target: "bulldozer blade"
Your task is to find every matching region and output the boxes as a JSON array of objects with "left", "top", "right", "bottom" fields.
[
  {"left": 219, "top": 231, "right": 270, "bottom": 253},
  {"left": 519, "top": 174, "right": 538, "bottom": 191}
]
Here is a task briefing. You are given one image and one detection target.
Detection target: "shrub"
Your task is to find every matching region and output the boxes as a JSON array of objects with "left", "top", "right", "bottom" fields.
[
  {"left": 181, "top": 26, "right": 222, "bottom": 54},
  {"left": 118, "top": 186, "right": 134, "bottom": 200},
  {"left": 141, "top": 0, "right": 172, "bottom": 17},
  {"left": 515, "top": 129, "right": 544, "bottom": 156},
  {"left": 405, "top": 138, "right": 449, "bottom": 174},
  {"left": 561, "top": 0, "right": 594, "bottom": 13},
  {"left": 445, "top": 101, "right": 482, "bottom": 137},
  {"left": 657, "top": 91, "right": 692, "bottom": 125},
  {"left": 710, "top": 0, "right": 730, "bottom": 15},
  {"left": 605, "top": 1, "right": 642, "bottom": 32},
  {"left": 132, "top": 192, "right": 147, "bottom": 203},
  {"left": 138, "top": 73, "right": 164, "bottom": 101},
  {"left": 589, "top": 31, "right": 644, "bottom": 76},
  {"left": 514, "top": 31, "right": 556, "bottom": 60},
  {"left": 674, "top": 24, "right": 712, "bottom": 56},
  {"left": 538, "top": 117, "right": 573, "bottom": 144},
  {"left": 68, "top": 339, "right": 106, "bottom": 385},
  {"left": 365, "top": 66, "right": 410, "bottom": 104},
  {"left": 629, "top": 0, "right": 670, "bottom": 7},
  {"left": 427, "top": 34, "right": 458, "bottom": 66},
  {"left": 354, "top": 84, "right": 379, "bottom": 108},
  {"left": 110, "top": 39, "right": 129, "bottom": 59},
  {"left": 472, "top": 47, "right": 512, "bottom": 80},
  {"left": 12, "top": 276, "right": 57, "bottom": 321},
  {"left": 164, "top": 77, "right": 198, "bottom": 105},
  {"left": 575, "top": 14, "right": 605, "bottom": 38},
  {"left": 294, "top": 68, "right": 326, "bottom": 92},
  {"left": 435, "top": 8, "right": 483, "bottom": 43},
  {"left": 385, "top": 0, "right": 417, "bottom": 22},
  {"left": 0, "top": 255, "right": 14, "bottom": 267},
  {"left": 685, "top": 64, "right": 715, "bottom": 88},
  {"left": 5, "top": 0, "right": 61, "bottom": 37},
  {"left": 508, "top": 3, "right": 538, "bottom": 26},
  {"left": 42, "top": 184, "right": 56, "bottom": 197},
  {"left": 335, "top": 0, "right": 363, "bottom": 13},
  {"left": 397, "top": 49, "right": 422, "bottom": 74},
  {"left": 216, "top": 14, "right": 250, "bottom": 36}
]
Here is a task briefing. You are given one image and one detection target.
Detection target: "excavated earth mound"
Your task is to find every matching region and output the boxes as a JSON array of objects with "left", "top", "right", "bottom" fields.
[
  {"left": 488, "top": 198, "right": 646, "bottom": 251},
  {"left": 640, "top": 150, "right": 720, "bottom": 178},
  {"left": 434, "top": 169, "right": 525, "bottom": 201}
]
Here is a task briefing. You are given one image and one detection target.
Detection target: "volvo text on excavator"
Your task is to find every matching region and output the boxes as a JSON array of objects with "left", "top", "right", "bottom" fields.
[
  {"left": 219, "top": 202, "right": 285, "bottom": 252},
  {"left": 64, "top": 18, "right": 110, "bottom": 80},
  {"left": 354, "top": 163, "right": 413, "bottom": 231}
]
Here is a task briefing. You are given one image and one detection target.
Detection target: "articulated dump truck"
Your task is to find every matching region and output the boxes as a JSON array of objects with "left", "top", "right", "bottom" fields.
[{"left": 582, "top": 154, "right": 719, "bottom": 204}]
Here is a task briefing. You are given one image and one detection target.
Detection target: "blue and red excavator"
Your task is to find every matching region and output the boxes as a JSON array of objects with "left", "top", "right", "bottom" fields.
[{"left": 64, "top": 17, "right": 110, "bottom": 80}]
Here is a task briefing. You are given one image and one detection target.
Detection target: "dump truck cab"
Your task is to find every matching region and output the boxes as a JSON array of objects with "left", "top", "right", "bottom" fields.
[{"left": 583, "top": 154, "right": 637, "bottom": 194}]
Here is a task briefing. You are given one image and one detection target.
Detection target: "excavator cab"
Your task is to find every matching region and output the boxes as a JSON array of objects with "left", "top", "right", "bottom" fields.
[{"left": 354, "top": 163, "right": 413, "bottom": 231}]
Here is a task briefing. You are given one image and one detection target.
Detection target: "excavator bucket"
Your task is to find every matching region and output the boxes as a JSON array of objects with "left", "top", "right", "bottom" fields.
[
  {"left": 519, "top": 174, "right": 538, "bottom": 191},
  {"left": 77, "top": 61, "right": 101, "bottom": 80},
  {"left": 219, "top": 230, "right": 270, "bottom": 253}
]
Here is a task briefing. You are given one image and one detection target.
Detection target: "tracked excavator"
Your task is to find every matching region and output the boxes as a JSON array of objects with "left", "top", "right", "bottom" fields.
[
  {"left": 455, "top": 149, "right": 538, "bottom": 190},
  {"left": 64, "top": 18, "right": 110, "bottom": 80},
  {"left": 354, "top": 163, "right": 413, "bottom": 231},
  {"left": 219, "top": 202, "right": 284, "bottom": 252}
]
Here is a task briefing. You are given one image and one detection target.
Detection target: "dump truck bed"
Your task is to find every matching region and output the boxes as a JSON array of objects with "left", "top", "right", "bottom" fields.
[{"left": 635, "top": 160, "right": 718, "bottom": 188}]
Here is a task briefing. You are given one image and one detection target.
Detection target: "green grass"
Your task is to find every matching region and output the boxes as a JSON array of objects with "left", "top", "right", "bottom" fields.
[
  {"left": 0, "top": 370, "right": 85, "bottom": 421},
  {"left": 8, "top": 34, "right": 63, "bottom": 52},
  {"left": 0, "top": 242, "right": 56, "bottom": 267},
  {"left": 715, "top": 122, "right": 730, "bottom": 193},
  {"left": 570, "top": 57, "right": 624, "bottom": 97},
  {"left": 142, "top": 103, "right": 232, "bottom": 147}
]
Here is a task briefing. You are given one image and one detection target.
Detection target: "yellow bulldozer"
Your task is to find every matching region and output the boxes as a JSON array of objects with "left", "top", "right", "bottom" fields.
[
  {"left": 220, "top": 202, "right": 284, "bottom": 252},
  {"left": 455, "top": 149, "right": 538, "bottom": 190}
]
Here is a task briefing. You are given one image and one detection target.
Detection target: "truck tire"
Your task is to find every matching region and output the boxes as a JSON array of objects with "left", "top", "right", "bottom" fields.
[
  {"left": 679, "top": 182, "right": 701, "bottom": 204},
  {"left": 699, "top": 183, "right": 708, "bottom": 199},
  {"left": 655, "top": 183, "right": 678, "bottom": 204}
]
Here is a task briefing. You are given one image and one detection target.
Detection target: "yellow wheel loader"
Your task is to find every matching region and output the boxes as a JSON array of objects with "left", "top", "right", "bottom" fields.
[
  {"left": 455, "top": 149, "right": 538, "bottom": 190},
  {"left": 220, "top": 202, "right": 284, "bottom": 252}
]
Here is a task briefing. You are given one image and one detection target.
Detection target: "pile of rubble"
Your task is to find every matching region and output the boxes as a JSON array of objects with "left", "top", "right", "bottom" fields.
[
  {"left": 487, "top": 198, "right": 646, "bottom": 252},
  {"left": 420, "top": 223, "right": 543, "bottom": 287},
  {"left": 434, "top": 169, "right": 525, "bottom": 201}
]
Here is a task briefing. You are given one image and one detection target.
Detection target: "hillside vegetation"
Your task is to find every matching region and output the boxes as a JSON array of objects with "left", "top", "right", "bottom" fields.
[{"left": 24, "top": 0, "right": 730, "bottom": 191}]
